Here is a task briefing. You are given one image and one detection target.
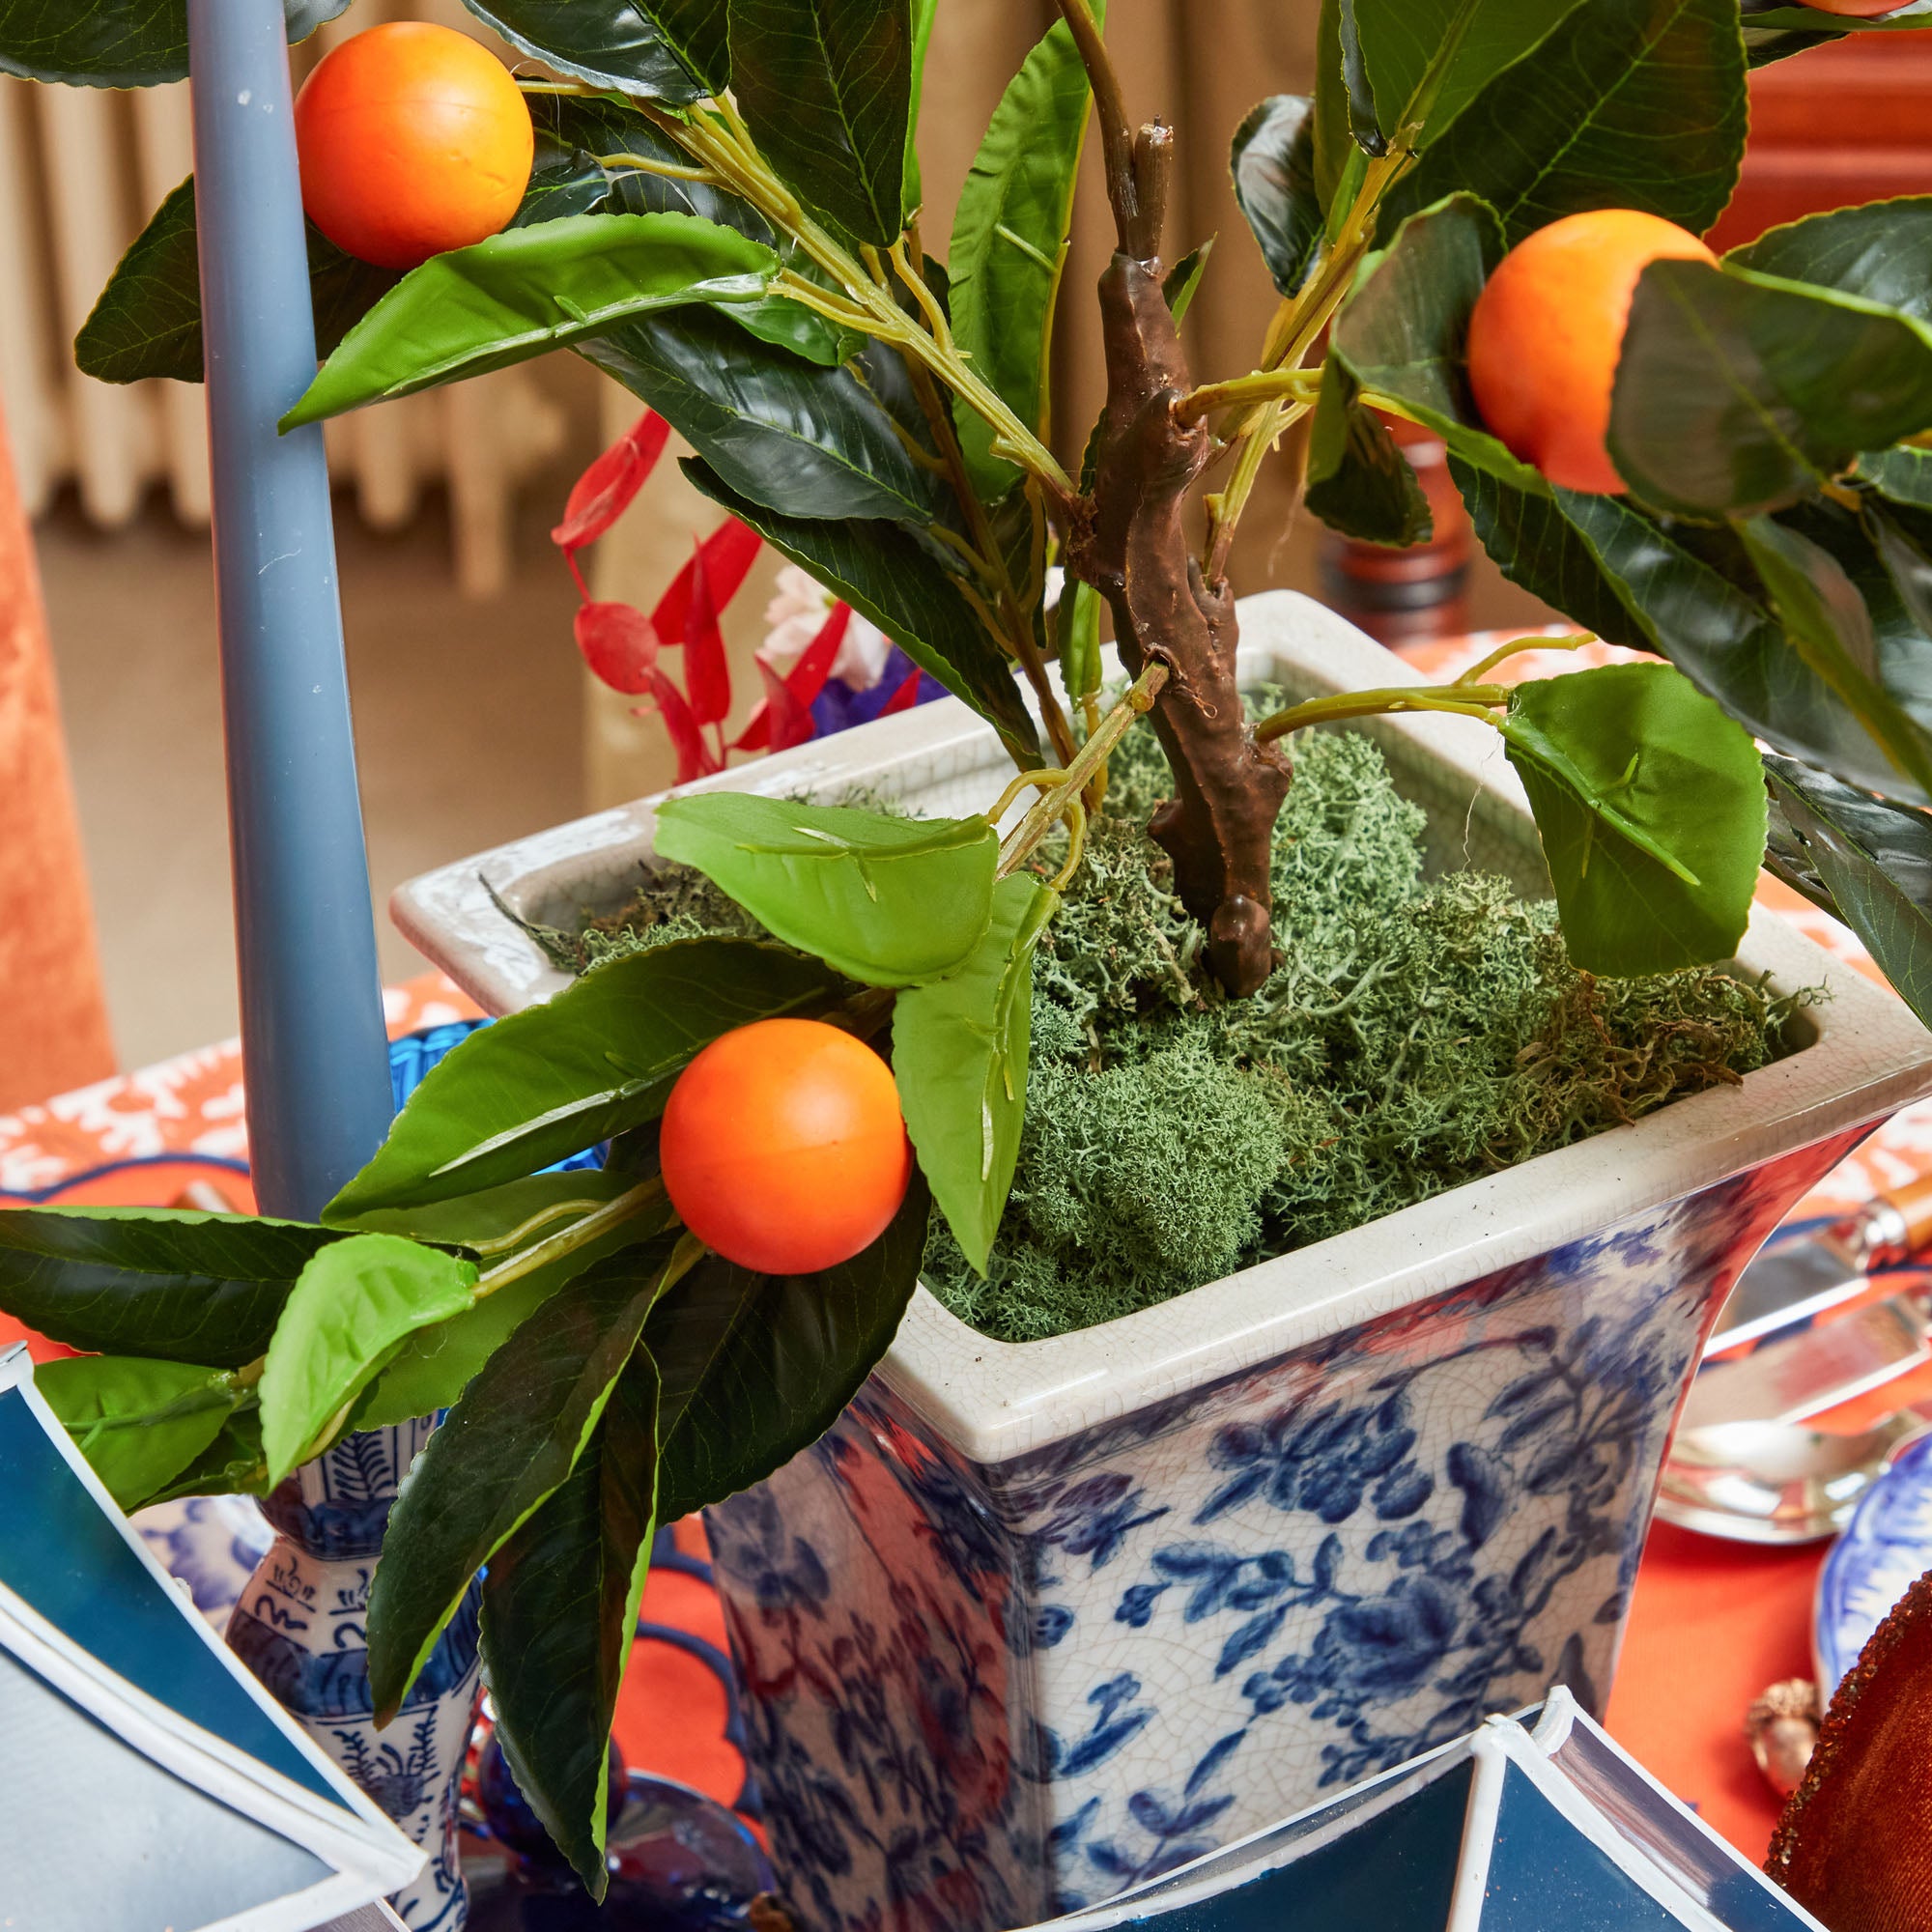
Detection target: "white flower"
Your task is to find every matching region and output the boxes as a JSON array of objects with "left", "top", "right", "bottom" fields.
[{"left": 757, "top": 565, "right": 894, "bottom": 692}]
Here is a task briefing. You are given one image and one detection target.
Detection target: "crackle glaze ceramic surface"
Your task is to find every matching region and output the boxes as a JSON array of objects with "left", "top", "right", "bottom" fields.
[{"left": 393, "top": 595, "right": 1932, "bottom": 1932}]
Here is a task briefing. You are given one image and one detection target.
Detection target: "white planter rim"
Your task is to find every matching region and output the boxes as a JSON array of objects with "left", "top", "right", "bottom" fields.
[{"left": 394, "top": 592, "right": 1932, "bottom": 1468}]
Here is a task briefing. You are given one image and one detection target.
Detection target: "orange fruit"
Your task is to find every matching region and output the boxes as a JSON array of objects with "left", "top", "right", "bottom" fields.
[
  {"left": 295, "top": 23, "right": 533, "bottom": 271},
  {"left": 1465, "top": 209, "right": 1718, "bottom": 495},
  {"left": 660, "top": 1018, "right": 913, "bottom": 1276}
]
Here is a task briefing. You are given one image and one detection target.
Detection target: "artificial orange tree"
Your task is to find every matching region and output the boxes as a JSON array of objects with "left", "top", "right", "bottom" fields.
[{"left": 6, "top": 0, "right": 1932, "bottom": 1896}]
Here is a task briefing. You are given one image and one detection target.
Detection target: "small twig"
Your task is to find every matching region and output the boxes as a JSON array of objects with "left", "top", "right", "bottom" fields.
[
  {"left": 1049, "top": 797, "right": 1090, "bottom": 891},
  {"left": 590, "top": 149, "right": 715, "bottom": 185},
  {"left": 1178, "top": 366, "right": 1321, "bottom": 424},
  {"left": 999, "top": 662, "right": 1168, "bottom": 877},
  {"left": 1253, "top": 685, "right": 1509, "bottom": 744},
  {"left": 473, "top": 1177, "right": 667, "bottom": 1301},
  {"left": 1052, "top": 0, "right": 1138, "bottom": 252},
  {"left": 988, "top": 767, "right": 1070, "bottom": 823},
  {"left": 1450, "top": 632, "right": 1598, "bottom": 687}
]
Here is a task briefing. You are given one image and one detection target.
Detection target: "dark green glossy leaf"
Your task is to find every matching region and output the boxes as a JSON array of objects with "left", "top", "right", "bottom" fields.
[
  {"left": 1730, "top": 197, "right": 1932, "bottom": 325},
  {"left": 1500, "top": 663, "right": 1765, "bottom": 976},
  {"left": 1330, "top": 192, "right": 1547, "bottom": 493},
  {"left": 36, "top": 1356, "right": 239, "bottom": 1513},
  {"left": 1861, "top": 446, "right": 1932, "bottom": 511},
  {"left": 345, "top": 1173, "right": 669, "bottom": 1432},
  {"left": 1335, "top": 0, "right": 1387, "bottom": 155},
  {"left": 654, "top": 793, "right": 998, "bottom": 986},
  {"left": 481, "top": 1348, "right": 659, "bottom": 1896},
  {"left": 75, "top": 178, "right": 399, "bottom": 388},
  {"left": 1057, "top": 579, "right": 1103, "bottom": 705},
  {"left": 581, "top": 304, "right": 944, "bottom": 524},
  {"left": 1382, "top": 0, "right": 1747, "bottom": 246},
  {"left": 1609, "top": 259, "right": 1932, "bottom": 520},
  {"left": 143, "top": 1409, "right": 269, "bottom": 1507},
  {"left": 1738, "top": 511, "right": 1932, "bottom": 804},
  {"left": 1353, "top": 0, "right": 1584, "bottom": 149},
  {"left": 893, "top": 876, "right": 1053, "bottom": 1275},
  {"left": 0, "top": 0, "right": 345, "bottom": 86},
  {"left": 287, "top": 213, "right": 778, "bottom": 428},
  {"left": 461, "top": 0, "right": 725, "bottom": 101},
  {"left": 1313, "top": 0, "right": 1355, "bottom": 214},
  {"left": 681, "top": 458, "right": 1041, "bottom": 761},
  {"left": 367, "top": 1234, "right": 680, "bottom": 1723},
  {"left": 1456, "top": 464, "right": 1932, "bottom": 809},
  {"left": 260, "top": 1236, "right": 478, "bottom": 1484},
  {"left": 1742, "top": 1, "right": 1931, "bottom": 68},
  {"left": 330, "top": 939, "right": 844, "bottom": 1217},
  {"left": 948, "top": 14, "right": 1095, "bottom": 498},
  {"left": 0, "top": 1206, "right": 333, "bottom": 1367},
  {"left": 1163, "top": 239, "right": 1214, "bottom": 326},
  {"left": 729, "top": 0, "right": 913, "bottom": 247},
  {"left": 1231, "top": 97, "right": 1323, "bottom": 298},
  {"left": 1765, "top": 753, "right": 1932, "bottom": 1029},
  {"left": 646, "top": 1173, "right": 928, "bottom": 1521},
  {"left": 1303, "top": 356, "right": 1433, "bottom": 546}
]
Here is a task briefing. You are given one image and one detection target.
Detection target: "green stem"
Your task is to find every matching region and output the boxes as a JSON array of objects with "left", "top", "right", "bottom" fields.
[
  {"left": 1450, "top": 632, "right": 1598, "bottom": 686},
  {"left": 473, "top": 1176, "right": 668, "bottom": 1301},
  {"left": 998, "top": 662, "right": 1168, "bottom": 878},
  {"left": 1254, "top": 685, "right": 1509, "bottom": 743},
  {"left": 1178, "top": 366, "right": 1321, "bottom": 423}
]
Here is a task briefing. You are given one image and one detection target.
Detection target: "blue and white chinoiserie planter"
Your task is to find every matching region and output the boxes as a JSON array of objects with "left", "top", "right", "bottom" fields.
[{"left": 393, "top": 594, "right": 1932, "bottom": 1932}]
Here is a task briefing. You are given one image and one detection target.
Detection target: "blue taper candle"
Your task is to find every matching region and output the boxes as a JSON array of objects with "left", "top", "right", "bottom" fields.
[{"left": 187, "top": 0, "right": 394, "bottom": 1221}]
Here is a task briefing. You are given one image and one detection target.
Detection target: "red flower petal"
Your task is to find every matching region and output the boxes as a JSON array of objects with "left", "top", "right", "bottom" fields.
[
  {"left": 681, "top": 538, "right": 732, "bottom": 727},
  {"left": 735, "top": 657, "right": 817, "bottom": 754},
  {"left": 573, "top": 600, "right": 659, "bottom": 695},
  {"left": 650, "top": 519, "right": 762, "bottom": 648},
  {"left": 879, "top": 662, "right": 923, "bottom": 715},
  {"left": 638, "top": 668, "right": 722, "bottom": 785},
  {"left": 786, "top": 603, "right": 851, "bottom": 708},
  {"left": 551, "top": 412, "right": 670, "bottom": 551}
]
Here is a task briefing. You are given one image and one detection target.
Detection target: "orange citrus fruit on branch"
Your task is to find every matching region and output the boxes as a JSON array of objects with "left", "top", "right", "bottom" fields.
[
  {"left": 660, "top": 1018, "right": 914, "bottom": 1276},
  {"left": 295, "top": 22, "right": 533, "bottom": 271},
  {"left": 1465, "top": 209, "right": 1717, "bottom": 496}
]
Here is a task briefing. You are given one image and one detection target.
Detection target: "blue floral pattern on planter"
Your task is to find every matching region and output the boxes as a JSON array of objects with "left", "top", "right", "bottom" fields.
[{"left": 705, "top": 1129, "right": 1865, "bottom": 1932}]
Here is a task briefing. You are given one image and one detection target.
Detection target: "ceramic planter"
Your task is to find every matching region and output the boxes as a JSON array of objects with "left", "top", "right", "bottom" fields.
[{"left": 395, "top": 595, "right": 1932, "bottom": 1932}]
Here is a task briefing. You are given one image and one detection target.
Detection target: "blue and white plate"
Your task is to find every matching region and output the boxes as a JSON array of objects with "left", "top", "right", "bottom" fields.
[{"left": 1814, "top": 1428, "right": 1932, "bottom": 1692}]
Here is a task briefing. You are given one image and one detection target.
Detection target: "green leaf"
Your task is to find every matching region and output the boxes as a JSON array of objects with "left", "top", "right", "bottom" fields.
[
  {"left": 1303, "top": 356, "right": 1433, "bottom": 547},
  {"left": 1456, "top": 465, "right": 1932, "bottom": 810},
  {"left": 892, "top": 875, "right": 1053, "bottom": 1274},
  {"left": 1330, "top": 192, "right": 1548, "bottom": 494},
  {"left": 367, "top": 1235, "right": 681, "bottom": 1723},
  {"left": 1861, "top": 446, "right": 1932, "bottom": 512},
  {"left": 681, "top": 458, "right": 1041, "bottom": 762},
  {"left": 1334, "top": 0, "right": 1387, "bottom": 156},
  {"left": 1730, "top": 197, "right": 1932, "bottom": 327},
  {"left": 1313, "top": 0, "right": 1355, "bottom": 214},
  {"left": 646, "top": 1174, "right": 928, "bottom": 1521},
  {"left": 653, "top": 793, "right": 998, "bottom": 987},
  {"left": 1499, "top": 662, "right": 1765, "bottom": 976},
  {"left": 481, "top": 1348, "right": 659, "bottom": 1896},
  {"left": 0, "top": 1207, "right": 333, "bottom": 1367},
  {"left": 728, "top": 0, "right": 914, "bottom": 247},
  {"left": 36, "top": 1356, "right": 240, "bottom": 1513},
  {"left": 142, "top": 1409, "right": 269, "bottom": 1508},
  {"left": 1765, "top": 753, "right": 1932, "bottom": 1030},
  {"left": 329, "top": 940, "right": 844, "bottom": 1217},
  {"left": 947, "top": 11, "right": 1096, "bottom": 498},
  {"left": 1057, "top": 580, "right": 1103, "bottom": 705},
  {"left": 1609, "top": 260, "right": 1932, "bottom": 520},
  {"left": 260, "top": 1236, "right": 478, "bottom": 1485},
  {"left": 0, "top": 0, "right": 346, "bottom": 86},
  {"left": 1163, "top": 239, "right": 1215, "bottom": 326},
  {"left": 1351, "top": 0, "right": 1585, "bottom": 150},
  {"left": 285, "top": 213, "right": 779, "bottom": 428},
  {"left": 902, "top": 0, "right": 939, "bottom": 220},
  {"left": 344, "top": 1173, "right": 669, "bottom": 1431},
  {"left": 580, "top": 305, "right": 945, "bottom": 523},
  {"left": 1381, "top": 0, "right": 1747, "bottom": 246},
  {"left": 1231, "top": 97, "right": 1323, "bottom": 298},
  {"left": 461, "top": 0, "right": 726, "bottom": 101},
  {"left": 1737, "top": 511, "right": 1932, "bottom": 803}
]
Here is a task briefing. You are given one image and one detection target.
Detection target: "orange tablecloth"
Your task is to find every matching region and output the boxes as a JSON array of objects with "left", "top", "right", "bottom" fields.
[{"left": 10, "top": 679, "right": 1932, "bottom": 1861}]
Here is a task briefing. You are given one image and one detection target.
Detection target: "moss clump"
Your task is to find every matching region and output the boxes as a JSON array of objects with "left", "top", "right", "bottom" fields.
[
  {"left": 527, "top": 717, "right": 1806, "bottom": 1347},
  {"left": 922, "top": 721, "right": 1806, "bottom": 1343},
  {"left": 497, "top": 867, "right": 757, "bottom": 976}
]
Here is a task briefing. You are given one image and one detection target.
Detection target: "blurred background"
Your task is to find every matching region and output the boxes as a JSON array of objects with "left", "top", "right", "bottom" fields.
[{"left": 5, "top": 1, "right": 1929, "bottom": 1068}]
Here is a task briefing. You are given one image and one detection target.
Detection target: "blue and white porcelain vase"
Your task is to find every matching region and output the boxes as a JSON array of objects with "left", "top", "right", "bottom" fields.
[
  {"left": 388, "top": 595, "right": 1932, "bottom": 1932},
  {"left": 226, "top": 1419, "right": 481, "bottom": 1931}
]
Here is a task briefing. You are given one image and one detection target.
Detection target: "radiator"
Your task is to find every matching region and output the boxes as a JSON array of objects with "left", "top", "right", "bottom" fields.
[{"left": 0, "top": 0, "right": 567, "bottom": 596}]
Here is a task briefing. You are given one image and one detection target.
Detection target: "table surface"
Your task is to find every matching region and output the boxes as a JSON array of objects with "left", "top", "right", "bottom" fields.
[{"left": 9, "top": 641, "right": 1932, "bottom": 1866}]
